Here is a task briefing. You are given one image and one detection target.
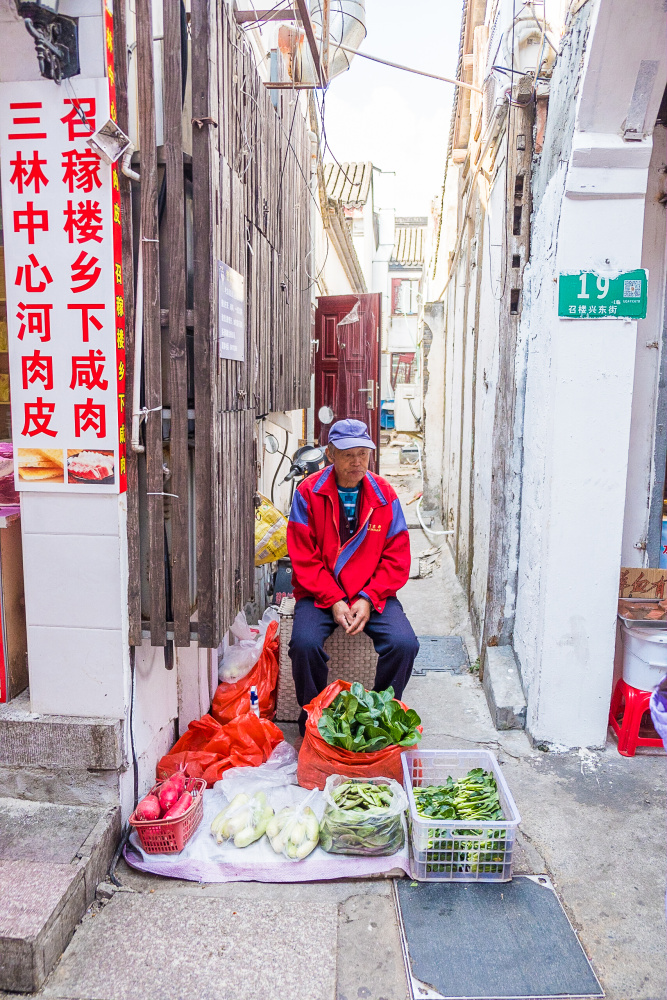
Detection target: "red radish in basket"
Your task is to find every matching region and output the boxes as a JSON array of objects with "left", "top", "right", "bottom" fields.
[
  {"left": 158, "top": 781, "right": 180, "bottom": 814},
  {"left": 163, "top": 791, "right": 193, "bottom": 819},
  {"left": 168, "top": 768, "right": 187, "bottom": 796},
  {"left": 135, "top": 793, "right": 161, "bottom": 821}
]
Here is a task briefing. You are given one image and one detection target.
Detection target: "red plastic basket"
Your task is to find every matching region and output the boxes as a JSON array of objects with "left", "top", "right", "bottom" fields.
[{"left": 129, "top": 777, "right": 206, "bottom": 854}]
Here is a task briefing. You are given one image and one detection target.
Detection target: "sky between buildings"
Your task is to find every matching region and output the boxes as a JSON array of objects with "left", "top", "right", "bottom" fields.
[{"left": 320, "top": 0, "right": 463, "bottom": 216}]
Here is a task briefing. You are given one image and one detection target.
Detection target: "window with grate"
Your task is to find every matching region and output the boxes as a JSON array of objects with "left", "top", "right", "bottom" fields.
[
  {"left": 391, "top": 277, "right": 420, "bottom": 315},
  {"left": 390, "top": 352, "right": 416, "bottom": 389}
]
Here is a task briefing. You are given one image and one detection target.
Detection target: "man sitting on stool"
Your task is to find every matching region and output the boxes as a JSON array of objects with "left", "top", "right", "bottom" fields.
[{"left": 287, "top": 418, "right": 419, "bottom": 735}]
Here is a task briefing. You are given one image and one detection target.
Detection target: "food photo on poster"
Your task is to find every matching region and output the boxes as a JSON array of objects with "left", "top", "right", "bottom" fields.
[
  {"left": 16, "top": 447, "right": 64, "bottom": 483},
  {"left": 66, "top": 448, "right": 114, "bottom": 485}
]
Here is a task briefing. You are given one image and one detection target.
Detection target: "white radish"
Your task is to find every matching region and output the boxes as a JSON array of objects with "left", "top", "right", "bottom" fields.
[{"left": 296, "top": 838, "right": 318, "bottom": 859}]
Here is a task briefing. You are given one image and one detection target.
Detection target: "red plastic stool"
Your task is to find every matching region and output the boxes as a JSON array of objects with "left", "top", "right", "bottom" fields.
[{"left": 609, "top": 679, "right": 662, "bottom": 756}]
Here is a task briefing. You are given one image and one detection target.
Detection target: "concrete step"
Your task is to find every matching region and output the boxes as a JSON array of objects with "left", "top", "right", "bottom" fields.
[
  {"left": 0, "top": 690, "right": 124, "bottom": 807},
  {"left": 483, "top": 645, "right": 527, "bottom": 730},
  {"left": 0, "top": 797, "right": 120, "bottom": 993}
]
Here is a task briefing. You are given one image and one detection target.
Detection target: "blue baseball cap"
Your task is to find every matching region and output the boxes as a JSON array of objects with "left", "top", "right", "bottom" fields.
[{"left": 328, "top": 418, "right": 376, "bottom": 450}]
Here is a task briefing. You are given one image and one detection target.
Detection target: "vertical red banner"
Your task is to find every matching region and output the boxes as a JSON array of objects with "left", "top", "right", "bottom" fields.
[{"left": 104, "top": 0, "right": 127, "bottom": 493}]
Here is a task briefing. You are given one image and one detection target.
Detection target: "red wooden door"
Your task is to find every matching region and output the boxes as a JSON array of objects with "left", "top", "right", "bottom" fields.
[{"left": 314, "top": 294, "right": 381, "bottom": 456}]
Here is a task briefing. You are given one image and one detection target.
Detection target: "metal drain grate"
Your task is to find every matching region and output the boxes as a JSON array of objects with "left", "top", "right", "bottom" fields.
[
  {"left": 413, "top": 636, "right": 469, "bottom": 676},
  {"left": 395, "top": 876, "right": 603, "bottom": 1000}
]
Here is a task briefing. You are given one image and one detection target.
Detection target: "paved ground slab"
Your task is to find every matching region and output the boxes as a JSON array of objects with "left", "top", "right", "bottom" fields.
[
  {"left": 42, "top": 893, "right": 338, "bottom": 1000},
  {"left": 337, "top": 893, "right": 408, "bottom": 1000}
]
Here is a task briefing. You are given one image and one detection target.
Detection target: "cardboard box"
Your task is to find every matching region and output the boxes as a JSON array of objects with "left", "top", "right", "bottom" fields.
[{"left": 619, "top": 567, "right": 667, "bottom": 599}]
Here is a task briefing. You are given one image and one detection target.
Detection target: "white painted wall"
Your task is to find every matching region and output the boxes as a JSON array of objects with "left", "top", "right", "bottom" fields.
[
  {"left": 422, "top": 301, "right": 445, "bottom": 509},
  {"left": 314, "top": 204, "right": 356, "bottom": 297},
  {"left": 372, "top": 170, "right": 396, "bottom": 346},
  {"left": 468, "top": 169, "right": 504, "bottom": 637},
  {"left": 258, "top": 411, "right": 304, "bottom": 516},
  {"left": 621, "top": 129, "right": 667, "bottom": 564},
  {"left": 21, "top": 494, "right": 130, "bottom": 718},
  {"left": 513, "top": 0, "right": 667, "bottom": 746}
]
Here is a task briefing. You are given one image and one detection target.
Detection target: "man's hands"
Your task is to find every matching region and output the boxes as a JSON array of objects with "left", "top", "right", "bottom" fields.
[
  {"left": 331, "top": 597, "right": 372, "bottom": 636},
  {"left": 347, "top": 597, "right": 372, "bottom": 635},
  {"left": 331, "top": 600, "right": 354, "bottom": 630}
]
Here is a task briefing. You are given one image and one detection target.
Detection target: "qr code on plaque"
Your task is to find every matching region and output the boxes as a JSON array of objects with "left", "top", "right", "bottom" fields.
[{"left": 623, "top": 279, "right": 642, "bottom": 298}]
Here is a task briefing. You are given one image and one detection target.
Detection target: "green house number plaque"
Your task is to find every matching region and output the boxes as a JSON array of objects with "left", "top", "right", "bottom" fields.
[{"left": 558, "top": 269, "right": 648, "bottom": 319}]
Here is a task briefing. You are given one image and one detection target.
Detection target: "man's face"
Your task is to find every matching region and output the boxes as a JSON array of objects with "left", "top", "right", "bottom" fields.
[{"left": 327, "top": 444, "right": 371, "bottom": 487}]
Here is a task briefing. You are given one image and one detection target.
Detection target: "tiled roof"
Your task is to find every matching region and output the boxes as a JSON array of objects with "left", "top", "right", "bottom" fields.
[
  {"left": 323, "top": 161, "right": 373, "bottom": 207},
  {"left": 392, "top": 225, "right": 426, "bottom": 266}
]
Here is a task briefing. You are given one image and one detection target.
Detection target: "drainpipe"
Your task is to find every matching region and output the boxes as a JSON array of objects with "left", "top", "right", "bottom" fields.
[{"left": 131, "top": 240, "right": 145, "bottom": 453}]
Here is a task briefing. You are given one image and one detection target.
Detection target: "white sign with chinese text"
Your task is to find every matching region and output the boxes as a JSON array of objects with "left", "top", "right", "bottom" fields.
[
  {"left": 217, "top": 261, "right": 245, "bottom": 361},
  {"left": 0, "top": 78, "right": 125, "bottom": 492}
]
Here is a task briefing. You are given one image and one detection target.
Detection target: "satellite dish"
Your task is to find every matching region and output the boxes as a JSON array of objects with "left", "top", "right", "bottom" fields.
[
  {"left": 318, "top": 405, "right": 334, "bottom": 426},
  {"left": 264, "top": 433, "right": 279, "bottom": 454}
]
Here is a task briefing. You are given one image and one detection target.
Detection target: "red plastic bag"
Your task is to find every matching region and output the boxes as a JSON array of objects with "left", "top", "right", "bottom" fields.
[
  {"left": 297, "top": 679, "right": 421, "bottom": 790},
  {"left": 211, "top": 619, "right": 280, "bottom": 725},
  {"left": 168, "top": 714, "right": 223, "bottom": 754},
  {"left": 157, "top": 713, "right": 284, "bottom": 787},
  {"left": 156, "top": 750, "right": 221, "bottom": 782}
]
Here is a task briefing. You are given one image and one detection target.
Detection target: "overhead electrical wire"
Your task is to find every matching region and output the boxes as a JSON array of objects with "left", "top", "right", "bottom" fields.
[{"left": 320, "top": 36, "right": 483, "bottom": 93}]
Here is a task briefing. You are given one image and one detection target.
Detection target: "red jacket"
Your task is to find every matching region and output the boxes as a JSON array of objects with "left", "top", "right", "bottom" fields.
[{"left": 286, "top": 465, "right": 411, "bottom": 613}]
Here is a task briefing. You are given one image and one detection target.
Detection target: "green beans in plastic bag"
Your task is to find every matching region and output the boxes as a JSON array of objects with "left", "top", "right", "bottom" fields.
[{"left": 319, "top": 775, "right": 408, "bottom": 857}]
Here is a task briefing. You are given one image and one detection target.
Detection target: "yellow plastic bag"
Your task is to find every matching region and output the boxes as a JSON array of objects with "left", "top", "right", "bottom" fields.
[{"left": 255, "top": 493, "right": 288, "bottom": 565}]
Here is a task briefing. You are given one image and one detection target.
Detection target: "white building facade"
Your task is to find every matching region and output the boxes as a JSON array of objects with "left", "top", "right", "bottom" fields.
[{"left": 426, "top": 0, "right": 667, "bottom": 746}]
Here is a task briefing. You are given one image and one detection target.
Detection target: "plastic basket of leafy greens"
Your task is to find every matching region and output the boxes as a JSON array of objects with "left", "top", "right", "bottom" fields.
[
  {"left": 319, "top": 775, "right": 408, "bottom": 856},
  {"left": 297, "top": 680, "right": 422, "bottom": 789},
  {"left": 402, "top": 749, "right": 521, "bottom": 882}
]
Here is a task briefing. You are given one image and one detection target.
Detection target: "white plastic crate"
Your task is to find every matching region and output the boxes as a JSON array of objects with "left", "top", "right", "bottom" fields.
[{"left": 401, "top": 749, "right": 521, "bottom": 882}]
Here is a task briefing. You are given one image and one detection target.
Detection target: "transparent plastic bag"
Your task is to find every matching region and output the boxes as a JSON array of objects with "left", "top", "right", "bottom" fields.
[
  {"left": 319, "top": 775, "right": 407, "bottom": 857},
  {"left": 266, "top": 788, "right": 320, "bottom": 861},
  {"left": 218, "top": 607, "right": 279, "bottom": 684},
  {"left": 215, "top": 741, "right": 298, "bottom": 800},
  {"left": 209, "top": 789, "right": 274, "bottom": 848},
  {"left": 212, "top": 620, "right": 280, "bottom": 724}
]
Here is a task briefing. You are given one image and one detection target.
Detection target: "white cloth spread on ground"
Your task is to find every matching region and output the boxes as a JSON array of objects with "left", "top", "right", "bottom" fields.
[{"left": 124, "top": 744, "right": 410, "bottom": 883}]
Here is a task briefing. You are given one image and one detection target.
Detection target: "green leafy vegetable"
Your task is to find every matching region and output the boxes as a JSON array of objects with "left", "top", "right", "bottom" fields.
[
  {"left": 317, "top": 683, "right": 422, "bottom": 752},
  {"left": 413, "top": 768, "right": 507, "bottom": 875},
  {"left": 413, "top": 768, "right": 503, "bottom": 823}
]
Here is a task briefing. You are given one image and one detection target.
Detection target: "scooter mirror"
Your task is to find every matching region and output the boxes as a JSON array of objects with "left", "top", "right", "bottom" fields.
[
  {"left": 318, "top": 405, "right": 334, "bottom": 425},
  {"left": 296, "top": 446, "right": 325, "bottom": 465},
  {"left": 264, "top": 433, "right": 279, "bottom": 454}
]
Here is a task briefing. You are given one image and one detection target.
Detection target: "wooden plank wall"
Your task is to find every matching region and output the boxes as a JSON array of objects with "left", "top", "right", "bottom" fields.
[
  {"left": 113, "top": 0, "right": 141, "bottom": 646},
  {"left": 127, "top": 0, "right": 312, "bottom": 648}
]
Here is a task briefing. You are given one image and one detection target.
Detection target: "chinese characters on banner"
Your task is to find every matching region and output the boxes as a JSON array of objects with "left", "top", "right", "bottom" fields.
[{"left": 0, "top": 16, "right": 126, "bottom": 492}]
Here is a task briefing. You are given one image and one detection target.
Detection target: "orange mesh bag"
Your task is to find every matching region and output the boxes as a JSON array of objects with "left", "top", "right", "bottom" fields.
[
  {"left": 211, "top": 620, "right": 280, "bottom": 725},
  {"left": 297, "top": 679, "right": 421, "bottom": 790}
]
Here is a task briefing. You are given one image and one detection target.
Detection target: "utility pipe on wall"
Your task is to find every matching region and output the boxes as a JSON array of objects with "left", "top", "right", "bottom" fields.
[{"left": 131, "top": 241, "right": 145, "bottom": 453}]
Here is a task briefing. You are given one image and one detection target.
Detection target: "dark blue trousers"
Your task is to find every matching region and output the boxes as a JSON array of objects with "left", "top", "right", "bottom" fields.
[{"left": 288, "top": 597, "right": 419, "bottom": 735}]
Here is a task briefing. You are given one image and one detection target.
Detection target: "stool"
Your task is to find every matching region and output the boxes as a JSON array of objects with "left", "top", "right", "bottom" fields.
[
  {"left": 276, "top": 597, "right": 379, "bottom": 721},
  {"left": 609, "top": 678, "right": 663, "bottom": 756}
]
